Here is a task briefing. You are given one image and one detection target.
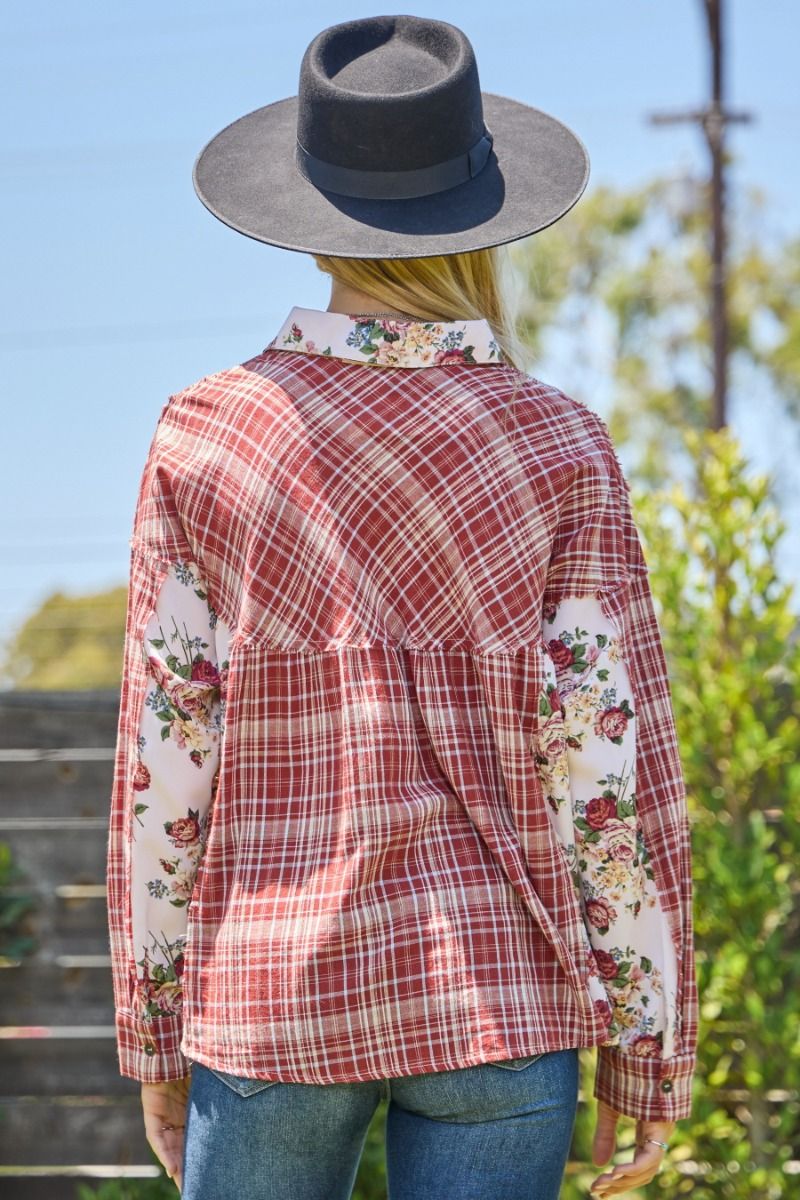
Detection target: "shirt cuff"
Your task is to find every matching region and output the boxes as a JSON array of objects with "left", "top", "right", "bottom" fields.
[
  {"left": 115, "top": 1008, "right": 191, "bottom": 1083},
  {"left": 593, "top": 1045, "right": 696, "bottom": 1122}
]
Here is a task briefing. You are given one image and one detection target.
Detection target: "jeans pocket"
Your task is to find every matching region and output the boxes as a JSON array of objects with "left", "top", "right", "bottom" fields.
[
  {"left": 206, "top": 1065, "right": 281, "bottom": 1097},
  {"left": 487, "top": 1052, "right": 547, "bottom": 1071}
]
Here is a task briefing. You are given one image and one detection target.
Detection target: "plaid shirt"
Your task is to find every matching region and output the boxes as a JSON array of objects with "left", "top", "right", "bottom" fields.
[{"left": 106, "top": 305, "right": 698, "bottom": 1122}]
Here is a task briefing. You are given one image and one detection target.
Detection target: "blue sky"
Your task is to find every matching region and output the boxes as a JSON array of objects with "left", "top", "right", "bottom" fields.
[{"left": 2, "top": 0, "right": 798, "bottom": 653}]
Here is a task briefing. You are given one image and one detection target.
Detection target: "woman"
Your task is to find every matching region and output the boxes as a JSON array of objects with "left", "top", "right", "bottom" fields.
[{"left": 106, "top": 15, "right": 698, "bottom": 1200}]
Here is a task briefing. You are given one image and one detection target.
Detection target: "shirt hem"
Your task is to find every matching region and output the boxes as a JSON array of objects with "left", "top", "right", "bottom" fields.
[{"left": 179, "top": 1028, "right": 610, "bottom": 1086}]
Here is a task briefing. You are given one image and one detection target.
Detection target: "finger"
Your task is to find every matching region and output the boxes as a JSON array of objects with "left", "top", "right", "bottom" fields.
[
  {"left": 592, "top": 1176, "right": 655, "bottom": 1198},
  {"left": 147, "top": 1129, "right": 183, "bottom": 1181},
  {"left": 591, "top": 1156, "right": 663, "bottom": 1194},
  {"left": 591, "top": 1145, "right": 664, "bottom": 1191},
  {"left": 592, "top": 1105, "right": 620, "bottom": 1165},
  {"left": 161, "top": 1131, "right": 184, "bottom": 1181},
  {"left": 600, "top": 1150, "right": 663, "bottom": 1182},
  {"left": 591, "top": 1165, "right": 659, "bottom": 1194},
  {"left": 595, "top": 1099, "right": 622, "bottom": 1129},
  {"left": 173, "top": 1146, "right": 184, "bottom": 1192}
]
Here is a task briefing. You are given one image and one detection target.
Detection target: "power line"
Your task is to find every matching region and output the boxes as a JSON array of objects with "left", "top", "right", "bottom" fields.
[
  {"left": 3, "top": 10, "right": 270, "bottom": 48},
  {"left": 0, "top": 535, "right": 128, "bottom": 550},
  {"left": 647, "top": 0, "right": 755, "bottom": 429},
  {"left": 2, "top": 556, "right": 129, "bottom": 570},
  {"left": 0, "top": 140, "right": 193, "bottom": 169},
  {"left": 4, "top": 621, "right": 124, "bottom": 632},
  {"left": 0, "top": 597, "right": 126, "bottom": 611},
  {"left": 0, "top": 316, "right": 272, "bottom": 351}
]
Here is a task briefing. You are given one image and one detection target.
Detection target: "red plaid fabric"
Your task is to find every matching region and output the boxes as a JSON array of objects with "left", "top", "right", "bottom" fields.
[{"left": 106, "top": 306, "right": 698, "bottom": 1122}]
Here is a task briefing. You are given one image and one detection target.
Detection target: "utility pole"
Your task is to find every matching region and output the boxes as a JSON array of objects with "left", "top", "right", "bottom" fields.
[{"left": 648, "top": 0, "right": 753, "bottom": 429}]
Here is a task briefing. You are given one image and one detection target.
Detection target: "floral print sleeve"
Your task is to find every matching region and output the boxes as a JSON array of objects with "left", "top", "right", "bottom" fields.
[
  {"left": 532, "top": 418, "right": 698, "bottom": 1123},
  {"left": 538, "top": 595, "right": 680, "bottom": 1056},
  {"left": 109, "top": 550, "right": 231, "bottom": 1081}
]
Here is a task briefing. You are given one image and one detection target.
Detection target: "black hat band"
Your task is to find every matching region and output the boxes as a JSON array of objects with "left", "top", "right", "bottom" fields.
[{"left": 295, "top": 128, "right": 494, "bottom": 201}]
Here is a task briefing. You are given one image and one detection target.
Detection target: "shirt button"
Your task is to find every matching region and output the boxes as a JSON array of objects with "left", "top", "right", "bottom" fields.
[
  {"left": 144, "top": 1044, "right": 155, "bottom": 1056},
  {"left": 661, "top": 1078, "right": 673, "bottom": 1092}
]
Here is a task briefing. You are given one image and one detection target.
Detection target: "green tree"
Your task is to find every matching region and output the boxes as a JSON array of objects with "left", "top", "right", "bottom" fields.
[
  {"left": 509, "top": 173, "right": 800, "bottom": 483},
  {"left": 0, "top": 583, "right": 127, "bottom": 690}
]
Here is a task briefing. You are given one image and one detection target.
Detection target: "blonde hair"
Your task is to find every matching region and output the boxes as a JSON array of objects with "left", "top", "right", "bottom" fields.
[{"left": 312, "top": 245, "right": 531, "bottom": 375}]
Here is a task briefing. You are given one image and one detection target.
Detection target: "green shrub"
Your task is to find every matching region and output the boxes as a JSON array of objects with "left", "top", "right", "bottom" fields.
[
  {"left": 566, "top": 427, "right": 800, "bottom": 1198},
  {"left": 0, "top": 839, "right": 37, "bottom": 963}
]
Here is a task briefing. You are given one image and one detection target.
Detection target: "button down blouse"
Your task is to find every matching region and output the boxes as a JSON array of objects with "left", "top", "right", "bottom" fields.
[{"left": 106, "top": 305, "right": 698, "bottom": 1122}]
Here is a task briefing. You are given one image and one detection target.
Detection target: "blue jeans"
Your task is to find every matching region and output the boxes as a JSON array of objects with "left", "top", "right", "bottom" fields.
[{"left": 181, "top": 1047, "right": 579, "bottom": 1199}]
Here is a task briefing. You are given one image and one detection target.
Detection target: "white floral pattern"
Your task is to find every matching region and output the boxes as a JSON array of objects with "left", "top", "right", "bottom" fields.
[
  {"left": 129, "top": 560, "right": 231, "bottom": 1033},
  {"left": 267, "top": 305, "right": 503, "bottom": 368},
  {"left": 535, "top": 594, "right": 680, "bottom": 1060}
]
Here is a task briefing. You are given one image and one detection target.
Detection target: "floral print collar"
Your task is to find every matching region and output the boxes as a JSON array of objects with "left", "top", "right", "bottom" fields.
[{"left": 265, "top": 305, "right": 504, "bottom": 369}]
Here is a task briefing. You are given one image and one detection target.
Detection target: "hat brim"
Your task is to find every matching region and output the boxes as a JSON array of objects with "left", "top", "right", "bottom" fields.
[{"left": 192, "top": 91, "right": 589, "bottom": 258}]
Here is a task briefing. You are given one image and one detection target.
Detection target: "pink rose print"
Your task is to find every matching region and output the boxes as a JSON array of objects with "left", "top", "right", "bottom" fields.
[
  {"left": 586, "top": 896, "right": 617, "bottom": 932},
  {"left": 585, "top": 795, "right": 618, "bottom": 830},
  {"left": 291, "top": 323, "right": 302, "bottom": 339},
  {"left": 375, "top": 340, "right": 405, "bottom": 366},
  {"left": 133, "top": 760, "right": 151, "bottom": 791},
  {"left": 191, "top": 659, "right": 221, "bottom": 687},
  {"left": 434, "top": 347, "right": 466, "bottom": 365},
  {"left": 629, "top": 962, "right": 647, "bottom": 986},
  {"left": 152, "top": 980, "right": 182, "bottom": 1016},
  {"left": 605, "top": 821, "right": 637, "bottom": 863},
  {"left": 595, "top": 705, "right": 630, "bottom": 742},
  {"left": 171, "top": 684, "right": 211, "bottom": 718},
  {"left": 540, "top": 729, "right": 567, "bottom": 759},
  {"left": 138, "top": 962, "right": 182, "bottom": 1017},
  {"left": 546, "top": 638, "right": 574, "bottom": 670},
  {"left": 593, "top": 948, "right": 620, "bottom": 981},
  {"left": 166, "top": 813, "right": 201, "bottom": 849},
  {"left": 630, "top": 1033, "right": 662, "bottom": 1058}
]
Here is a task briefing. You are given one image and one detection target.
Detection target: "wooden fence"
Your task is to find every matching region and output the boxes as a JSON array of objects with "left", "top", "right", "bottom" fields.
[{"left": 0, "top": 689, "right": 162, "bottom": 1198}]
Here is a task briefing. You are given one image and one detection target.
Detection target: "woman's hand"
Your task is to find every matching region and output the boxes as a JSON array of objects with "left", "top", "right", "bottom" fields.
[
  {"left": 141, "top": 1075, "right": 192, "bottom": 1192},
  {"left": 589, "top": 1098, "right": 675, "bottom": 1197}
]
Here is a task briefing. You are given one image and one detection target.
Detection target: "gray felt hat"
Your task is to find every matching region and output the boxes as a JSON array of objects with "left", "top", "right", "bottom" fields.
[{"left": 192, "top": 13, "right": 590, "bottom": 259}]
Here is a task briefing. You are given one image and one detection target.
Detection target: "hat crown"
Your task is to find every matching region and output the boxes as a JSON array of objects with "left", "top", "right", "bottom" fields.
[
  {"left": 296, "top": 15, "right": 486, "bottom": 173},
  {"left": 192, "top": 12, "right": 590, "bottom": 257}
]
